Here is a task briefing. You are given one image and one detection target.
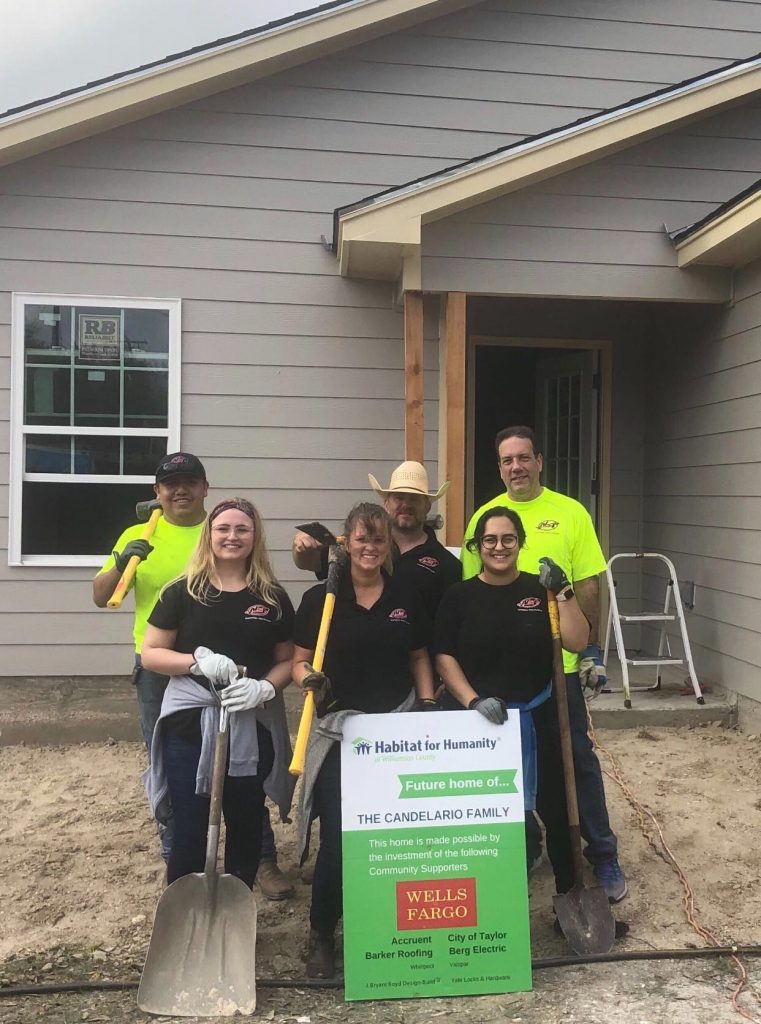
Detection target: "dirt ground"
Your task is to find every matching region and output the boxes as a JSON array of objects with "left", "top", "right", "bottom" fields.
[{"left": 1, "top": 720, "right": 761, "bottom": 1023}]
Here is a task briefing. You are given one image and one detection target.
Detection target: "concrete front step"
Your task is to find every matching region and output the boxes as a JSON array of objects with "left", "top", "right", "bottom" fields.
[{"left": 0, "top": 670, "right": 735, "bottom": 746}]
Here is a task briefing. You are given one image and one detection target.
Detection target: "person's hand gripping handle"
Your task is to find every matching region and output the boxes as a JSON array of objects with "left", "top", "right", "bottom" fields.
[
  {"left": 289, "top": 542, "right": 346, "bottom": 777},
  {"left": 107, "top": 506, "right": 162, "bottom": 608}
]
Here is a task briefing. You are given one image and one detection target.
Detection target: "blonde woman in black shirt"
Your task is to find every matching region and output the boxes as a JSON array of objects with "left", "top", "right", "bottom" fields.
[
  {"left": 142, "top": 498, "right": 294, "bottom": 890},
  {"left": 292, "top": 502, "right": 435, "bottom": 978}
]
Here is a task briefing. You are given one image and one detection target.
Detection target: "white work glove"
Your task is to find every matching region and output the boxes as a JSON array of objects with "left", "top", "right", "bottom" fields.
[
  {"left": 579, "top": 643, "right": 607, "bottom": 692},
  {"left": 192, "top": 646, "right": 239, "bottom": 688},
  {"left": 220, "top": 677, "right": 276, "bottom": 712}
]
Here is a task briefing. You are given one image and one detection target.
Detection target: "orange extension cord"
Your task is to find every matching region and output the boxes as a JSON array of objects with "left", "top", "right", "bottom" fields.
[{"left": 587, "top": 709, "right": 761, "bottom": 1024}]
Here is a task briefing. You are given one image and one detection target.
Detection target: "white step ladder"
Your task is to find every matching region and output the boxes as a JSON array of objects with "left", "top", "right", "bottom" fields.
[{"left": 603, "top": 552, "right": 704, "bottom": 709}]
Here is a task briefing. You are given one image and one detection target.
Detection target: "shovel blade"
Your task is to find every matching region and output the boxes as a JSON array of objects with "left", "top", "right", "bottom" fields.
[
  {"left": 553, "top": 883, "right": 616, "bottom": 956},
  {"left": 138, "top": 872, "right": 258, "bottom": 1017}
]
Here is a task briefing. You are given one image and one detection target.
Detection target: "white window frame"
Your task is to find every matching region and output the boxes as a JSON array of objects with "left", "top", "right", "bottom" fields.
[{"left": 9, "top": 292, "right": 181, "bottom": 567}]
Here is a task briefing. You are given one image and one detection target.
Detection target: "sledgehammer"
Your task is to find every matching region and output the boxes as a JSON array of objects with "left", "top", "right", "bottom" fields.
[{"left": 106, "top": 499, "right": 162, "bottom": 609}]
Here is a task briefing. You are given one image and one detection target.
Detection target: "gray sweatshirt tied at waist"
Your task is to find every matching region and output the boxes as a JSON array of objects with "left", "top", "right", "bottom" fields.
[{"left": 144, "top": 674, "right": 295, "bottom": 828}]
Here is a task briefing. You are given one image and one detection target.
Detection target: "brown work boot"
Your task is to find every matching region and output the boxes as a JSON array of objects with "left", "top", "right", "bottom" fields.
[
  {"left": 306, "top": 928, "right": 335, "bottom": 979},
  {"left": 256, "top": 861, "right": 294, "bottom": 901}
]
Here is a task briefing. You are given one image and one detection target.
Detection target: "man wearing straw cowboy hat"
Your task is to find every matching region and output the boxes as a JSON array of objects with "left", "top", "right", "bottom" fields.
[{"left": 293, "top": 461, "right": 461, "bottom": 623}]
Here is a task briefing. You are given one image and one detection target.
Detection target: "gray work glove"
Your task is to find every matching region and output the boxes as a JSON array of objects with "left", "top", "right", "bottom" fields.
[
  {"left": 468, "top": 696, "right": 508, "bottom": 724},
  {"left": 538, "top": 556, "right": 571, "bottom": 594},
  {"left": 302, "top": 663, "right": 335, "bottom": 718},
  {"left": 579, "top": 643, "right": 607, "bottom": 692},
  {"left": 220, "top": 677, "right": 275, "bottom": 712},
  {"left": 113, "top": 539, "right": 153, "bottom": 573},
  {"left": 192, "top": 646, "right": 240, "bottom": 688}
]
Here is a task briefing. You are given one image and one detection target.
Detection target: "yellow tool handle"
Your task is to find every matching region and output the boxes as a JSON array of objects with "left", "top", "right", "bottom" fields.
[
  {"left": 289, "top": 590, "right": 336, "bottom": 777},
  {"left": 107, "top": 507, "right": 162, "bottom": 609}
]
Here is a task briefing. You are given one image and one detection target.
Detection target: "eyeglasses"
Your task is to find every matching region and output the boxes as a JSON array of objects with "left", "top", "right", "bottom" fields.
[
  {"left": 212, "top": 524, "right": 254, "bottom": 537},
  {"left": 481, "top": 534, "right": 519, "bottom": 550}
]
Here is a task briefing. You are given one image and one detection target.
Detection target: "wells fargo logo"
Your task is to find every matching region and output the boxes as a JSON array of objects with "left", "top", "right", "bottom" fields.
[
  {"left": 396, "top": 879, "right": 477, "bottom": 930},
  {"left": 536, "top": 520, "right": 559, "bottom": 531}
]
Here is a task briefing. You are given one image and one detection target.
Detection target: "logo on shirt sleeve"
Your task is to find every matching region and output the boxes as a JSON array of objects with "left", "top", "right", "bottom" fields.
[
  {"left": 389, "top": 608, "right": 409, "bottom": 622},
  {"left": 536, "top": 520, "right": 559, "bottom": 531},
  {"left": 517, "top": 597, "right": 542, "bottom": 611},
  {"left": 244, "top": 604, "right": 271, "bottom": 620}
]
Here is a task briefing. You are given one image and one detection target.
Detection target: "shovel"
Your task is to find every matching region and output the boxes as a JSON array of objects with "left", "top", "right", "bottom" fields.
[
  {"left": 137, "top": 705, "right": 258, "bottom": 1016},
  {"left": 547, "top": 591, "right": 616, "bottom": 956}
]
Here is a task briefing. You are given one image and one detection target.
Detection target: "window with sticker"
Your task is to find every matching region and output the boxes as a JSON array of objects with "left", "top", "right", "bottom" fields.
[{"left": 10, "top": 294, "right": 180, "bottom": 565}]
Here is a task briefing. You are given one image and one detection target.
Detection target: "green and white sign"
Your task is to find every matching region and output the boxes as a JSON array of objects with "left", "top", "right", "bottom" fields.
[{"left": 341, "top": 711, "right": 531, "bottom": 1002}]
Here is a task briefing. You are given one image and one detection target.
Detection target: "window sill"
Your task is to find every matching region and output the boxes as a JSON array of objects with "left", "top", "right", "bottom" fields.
[{"left": 9, "top": 555, "right": 105, "bottom": 567}]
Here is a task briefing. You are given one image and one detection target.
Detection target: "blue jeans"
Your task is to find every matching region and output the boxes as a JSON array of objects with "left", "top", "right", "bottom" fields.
[
  {"left": 544, "top": 673, "right": 618, "bottom": 864},
  {"left": 134, "top": 660, "right": 174, "bottom": 861},
  {"left": 163, "top": 724, "right": 274, "bottom": 888},
  {"left": 134, "top": 659, "right": 278, "bottom": 867}
]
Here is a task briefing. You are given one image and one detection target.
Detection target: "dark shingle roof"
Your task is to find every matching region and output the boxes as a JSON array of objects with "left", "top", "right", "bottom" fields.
[
  {"left": 670, "top": 176, "right": 761, "bottom": 244},
  {"left": 0, "top": 0, "right": 355, "bottom": 120}
]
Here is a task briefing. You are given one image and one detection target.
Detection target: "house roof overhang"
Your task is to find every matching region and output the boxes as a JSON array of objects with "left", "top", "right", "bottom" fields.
[
  {"left": 0, "top": 0, "right": 477, "bottom": 169},
  {"left": 672, "top": 179, "right": 761, "bottom": 268},
  {"left": 336, "top": 53, "right": 761, "bottom": 282}
]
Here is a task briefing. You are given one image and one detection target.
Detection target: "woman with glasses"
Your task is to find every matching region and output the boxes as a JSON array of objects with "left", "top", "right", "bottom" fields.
[
  {"left": 141, "top": 497, "right": 294, "bottom": 889},
  {"left": 292, "top": 502, "right": 435, "bottom": 978},
  {"left": 433, "top": 506, "right": 589, "bottom": 899}
]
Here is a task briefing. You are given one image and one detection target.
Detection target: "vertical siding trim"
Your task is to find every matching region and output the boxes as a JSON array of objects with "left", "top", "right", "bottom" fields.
[
  {"left": 404, "top": 290, "right": 424, "bottom": 461},
  {"left": 442, "top": 292, "right": 466, "bottom": 544}
]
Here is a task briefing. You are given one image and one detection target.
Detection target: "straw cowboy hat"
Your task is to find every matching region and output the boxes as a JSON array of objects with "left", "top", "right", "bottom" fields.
[{"left": 368, "top": 461, "right": 450, "bottom": 501}]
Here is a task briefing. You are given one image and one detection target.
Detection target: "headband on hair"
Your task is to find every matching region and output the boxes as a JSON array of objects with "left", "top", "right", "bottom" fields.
[{"left": 210, "top": 498, "right": 257, "bottom": 523}]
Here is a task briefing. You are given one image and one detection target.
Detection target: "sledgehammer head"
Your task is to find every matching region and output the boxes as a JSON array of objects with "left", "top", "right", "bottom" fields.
[{"left": 136, "top": 498, "right": 162, "bottom": 523}]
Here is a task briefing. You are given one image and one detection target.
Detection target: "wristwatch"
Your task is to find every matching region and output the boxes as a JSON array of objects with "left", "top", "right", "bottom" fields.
[{"left": 557, "top": 584, "right": 575, "bottom": 602}]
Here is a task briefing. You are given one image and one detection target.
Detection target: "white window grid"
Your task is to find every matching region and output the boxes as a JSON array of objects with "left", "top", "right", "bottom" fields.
[{"left": 9, "top": 292, "right": 181, "bottom": 567}]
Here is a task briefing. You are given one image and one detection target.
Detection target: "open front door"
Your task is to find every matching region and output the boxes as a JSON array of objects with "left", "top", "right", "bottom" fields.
[{"left": 535, "top": 350, "right": 599, "bottom": 522}]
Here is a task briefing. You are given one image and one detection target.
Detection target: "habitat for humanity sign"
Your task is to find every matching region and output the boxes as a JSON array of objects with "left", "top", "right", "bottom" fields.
[{"left": 341, "top": 711, "right": 531, "bottom": 1001}]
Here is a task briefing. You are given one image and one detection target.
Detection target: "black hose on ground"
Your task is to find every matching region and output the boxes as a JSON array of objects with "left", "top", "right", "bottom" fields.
[{"left": 2, "top": 945, "right": 760, "bottom": 997}]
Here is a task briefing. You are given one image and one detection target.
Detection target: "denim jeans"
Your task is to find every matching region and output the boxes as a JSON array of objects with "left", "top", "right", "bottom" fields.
[
  {"left": 134, "top": 660, "right": 174, "bottom": 860},
  {"left": 543, "top": 672, "right": 618, "bottom": 864},
  {"left": 163, "top": 723, "right": 274, "bottom": 888}
]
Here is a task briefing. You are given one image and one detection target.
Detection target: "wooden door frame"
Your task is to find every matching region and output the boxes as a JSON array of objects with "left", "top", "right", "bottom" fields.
[{"left": 453, "top": 333, "right": 613, "bottom": 559}]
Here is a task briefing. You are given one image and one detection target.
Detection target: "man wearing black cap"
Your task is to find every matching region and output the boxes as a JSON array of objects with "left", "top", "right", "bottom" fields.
[
  {"left": 93, "top": 453, "right": 210, "bottom": 862},
  {"left": 92, "top": 453, "right": 293, "bottom": 899},
  {"left": 94, "top": 452, "right": 209, "bottom": 734}
]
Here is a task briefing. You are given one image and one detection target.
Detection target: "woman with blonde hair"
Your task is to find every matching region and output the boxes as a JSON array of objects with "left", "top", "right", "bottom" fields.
[
  {"left": 142, "top": 497, "right": 294, "bottom": 889},
  {"left": 292, "top": 501, "right": 435, "bottom": 978}
]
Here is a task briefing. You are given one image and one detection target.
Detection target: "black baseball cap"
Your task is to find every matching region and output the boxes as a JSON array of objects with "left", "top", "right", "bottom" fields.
[{"left": 155, "top": 452, "right": 207, "bottom": 483}]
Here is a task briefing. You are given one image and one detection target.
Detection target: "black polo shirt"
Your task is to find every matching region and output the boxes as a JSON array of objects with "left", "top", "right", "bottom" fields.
[
  {"left": 314, "top": 527, "right": 460, "bottom": 619},
  {"left": 433, "top": 573, "right": 553, "bottom": 705},
  {"left": 393, "top": 527, "right": 462, "bottom": 620},
  {"left": 293, "top": 571, "right": 429, "bottom": 714},
  {"left": 148, "top": 580, "right": 294, "bottom": 739}
]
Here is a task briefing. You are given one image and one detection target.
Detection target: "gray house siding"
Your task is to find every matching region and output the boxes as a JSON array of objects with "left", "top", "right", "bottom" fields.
[
  {"left": 421, "top": 102, "right": 761, "bottom": 301},
  {"left": 2, "top": 0, "right": 761, "bottom": 675},
  {"left": 641, "top": 263, "right": 761, "bottom": 704}
]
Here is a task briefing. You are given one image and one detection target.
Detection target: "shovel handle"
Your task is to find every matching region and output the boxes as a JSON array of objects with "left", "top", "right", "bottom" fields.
[
  {"left": 107, "top": 507, "right": 162, "bottom": 608},
  {"left": 548, "top": 592, "right": 586, "bottom": 887},
  {"left": 204, "top": 707, "right": 229, "bottom": 876}
]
